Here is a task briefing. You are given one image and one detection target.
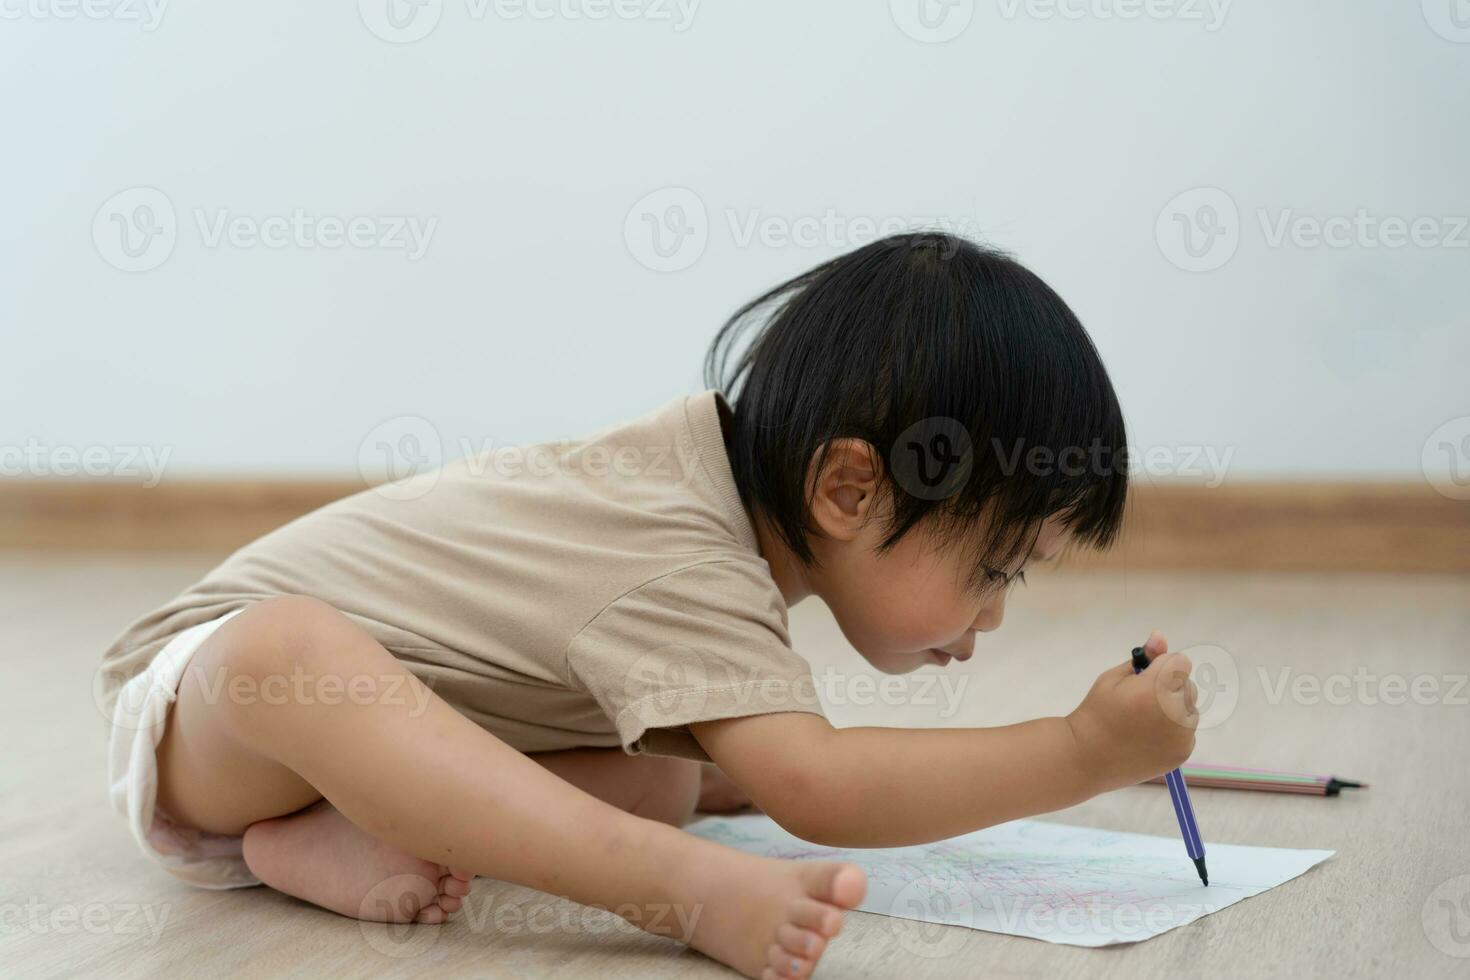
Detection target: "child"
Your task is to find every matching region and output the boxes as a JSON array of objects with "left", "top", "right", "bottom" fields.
[{"left": 99, "top": 233, "right": 1197, "bottom": 979}]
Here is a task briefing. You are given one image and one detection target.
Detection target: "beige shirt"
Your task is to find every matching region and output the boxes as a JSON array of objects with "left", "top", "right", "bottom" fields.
[{"left": 98, "top": 391, "right": 825, "bottom": 762}]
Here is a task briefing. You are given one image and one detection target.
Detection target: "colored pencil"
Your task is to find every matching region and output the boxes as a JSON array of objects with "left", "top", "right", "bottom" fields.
[{"left": 1146, "top": 763, "right": 1366, "bottom": 796}]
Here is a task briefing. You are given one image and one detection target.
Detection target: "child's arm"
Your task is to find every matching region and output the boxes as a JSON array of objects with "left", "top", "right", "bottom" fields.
[{"left": 690, "top": 650, "right": 1198, "bottom": 848}]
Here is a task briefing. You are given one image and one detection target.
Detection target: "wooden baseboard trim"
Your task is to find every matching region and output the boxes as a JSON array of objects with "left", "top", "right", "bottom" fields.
[
  {"left": 0, "top": 479, "right": 352, "bottom": 553},
  {"left": 1, "top": 479, "right": 1466, "bottom": 572},
  {"left": 1069, "top": 482, "right": 1470, "bottom": 573}
]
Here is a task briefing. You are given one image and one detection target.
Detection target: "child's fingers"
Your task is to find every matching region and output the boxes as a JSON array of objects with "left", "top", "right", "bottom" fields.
[
  {"left": 1142, "top": 630, "right": 1169, "bottom": 659},
  {"left": 1151, "top": 651, "right": 1194, "bottom": 691},
  {"left": 1101, "top": 630, "right": 1170, "bottom": 684},
  {"left": 1151, "top": 653, "right": 1200, "bottom": 728}
]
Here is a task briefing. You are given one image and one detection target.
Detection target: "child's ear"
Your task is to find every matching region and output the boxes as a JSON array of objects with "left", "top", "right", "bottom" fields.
[{"left": 807, "top": 438, "right": 883, "bottom": 540}]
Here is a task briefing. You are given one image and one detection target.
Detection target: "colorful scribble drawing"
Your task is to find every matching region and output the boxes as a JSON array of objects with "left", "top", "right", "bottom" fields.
[{"left": 689, "top": 816, "right": 1333, "bottom": 947}]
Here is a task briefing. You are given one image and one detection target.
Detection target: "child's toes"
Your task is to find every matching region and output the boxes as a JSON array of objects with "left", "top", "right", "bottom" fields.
[
  {"left": 788, "top": 898, "right": 844, "bottom": 938},
  {"left": 764, "top": 944, "right": 813, "bottom": 978},
  {"left": 440, "top": 873, "right": 473, "bottom": 899},
  {"left": 775, "top": 922, "right": 825, "bottom": 960},
  {"left": 414, "top": 903, "right": 448, "bottom": 924},
  {"left": 795, "top": 861, "right": 867, "bottom": 911}
]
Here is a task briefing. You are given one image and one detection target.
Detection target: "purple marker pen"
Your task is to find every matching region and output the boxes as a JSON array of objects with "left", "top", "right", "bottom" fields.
[{"left": 1133, "top": 644, "right": 1208, "bottom": 886}]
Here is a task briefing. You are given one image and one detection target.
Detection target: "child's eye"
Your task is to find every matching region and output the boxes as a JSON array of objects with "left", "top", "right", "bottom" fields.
[{"left": 979, "top": 567, "right": 1027, "bottom": 590}]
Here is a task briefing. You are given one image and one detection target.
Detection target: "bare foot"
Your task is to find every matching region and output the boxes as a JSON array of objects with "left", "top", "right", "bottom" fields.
[
  {"left": 676, "top": 850, "right": 868, "bottom": 979},
  {"left": 242, "top": 800, "right": 474, "bottom": 923}
]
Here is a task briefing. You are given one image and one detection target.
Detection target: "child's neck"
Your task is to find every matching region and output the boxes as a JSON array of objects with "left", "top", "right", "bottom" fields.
[{"left": 750, "top": 510, "right": 813, "bottom": 608}]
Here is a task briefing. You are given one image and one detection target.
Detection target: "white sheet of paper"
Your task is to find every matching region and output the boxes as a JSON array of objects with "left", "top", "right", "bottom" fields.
[{"left": 688, "top": 814, "right": 1333, "bottom": 947}]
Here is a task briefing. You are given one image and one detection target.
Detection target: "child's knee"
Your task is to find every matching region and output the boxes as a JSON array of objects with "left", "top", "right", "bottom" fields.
[{"left": 197, "top": 596, "right": 371, "bottom": 733}]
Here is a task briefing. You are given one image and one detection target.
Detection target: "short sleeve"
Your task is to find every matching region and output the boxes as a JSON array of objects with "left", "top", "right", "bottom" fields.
[{"left": 565, "top": 560, "right": 826, "bottom": 762}]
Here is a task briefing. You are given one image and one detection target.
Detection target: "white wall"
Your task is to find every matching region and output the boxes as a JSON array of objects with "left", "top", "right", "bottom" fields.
[{"left": 3, "top": 1, "right": 1466, "bottom": 487}]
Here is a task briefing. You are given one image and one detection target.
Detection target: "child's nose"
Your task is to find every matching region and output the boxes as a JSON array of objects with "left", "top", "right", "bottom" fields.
[{"left": 973, "top": 597, "right": 1006, "bottom": 633}]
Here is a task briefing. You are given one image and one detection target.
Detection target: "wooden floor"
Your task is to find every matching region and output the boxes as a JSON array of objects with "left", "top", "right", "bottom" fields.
[{"left": 3, "top": 553, "right": 1467, "bottom": 978}]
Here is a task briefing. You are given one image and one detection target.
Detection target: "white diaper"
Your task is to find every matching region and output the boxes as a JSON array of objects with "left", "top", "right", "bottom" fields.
[{"left": 107, "top": 608, "right": 262, "bottom": 889}]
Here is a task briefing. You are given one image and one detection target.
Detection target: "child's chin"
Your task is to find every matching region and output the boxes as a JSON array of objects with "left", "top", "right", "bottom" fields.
[{"left": 860, "top": 650, "right": 932, "bottom": 676}]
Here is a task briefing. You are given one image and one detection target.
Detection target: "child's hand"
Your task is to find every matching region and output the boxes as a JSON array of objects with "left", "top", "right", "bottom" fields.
[{"left": 1065, "top": 631, "right": 1199, "bottom": 793}]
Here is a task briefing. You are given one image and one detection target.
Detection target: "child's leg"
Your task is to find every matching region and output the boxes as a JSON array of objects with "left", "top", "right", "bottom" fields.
[
  {"left": 240, "top": 752, "right": 703, "bottom": 925},
  {"left": 529, "top": 748, "right": 704, "bottom": 827},
  {"left": 531, "top": 750, "right": 755, "bottom": 820},
  {"left": 154, "top": 597, "right": 865, "bottom": 980}
]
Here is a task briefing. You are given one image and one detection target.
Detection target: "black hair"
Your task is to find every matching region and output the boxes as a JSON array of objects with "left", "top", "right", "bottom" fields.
[{"left": 704, "top": 231, "right": 1128, "bottom": 592}]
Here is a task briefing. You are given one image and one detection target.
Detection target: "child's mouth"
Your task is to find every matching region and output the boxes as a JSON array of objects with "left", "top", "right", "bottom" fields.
[{"left": 927, "top": 649, "right": 953, "bottom": 666}]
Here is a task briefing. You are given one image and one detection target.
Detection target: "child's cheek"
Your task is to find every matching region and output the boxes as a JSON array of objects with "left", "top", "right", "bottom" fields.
[{"left": 889, "top": 589, "right": 971, "bottom": 649}]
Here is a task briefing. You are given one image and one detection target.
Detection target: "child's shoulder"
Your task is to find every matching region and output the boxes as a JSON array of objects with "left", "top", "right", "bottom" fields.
[{"left": 434, "top": 388, "right": 759, "bottom": 564}]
